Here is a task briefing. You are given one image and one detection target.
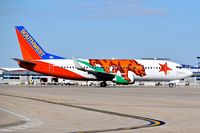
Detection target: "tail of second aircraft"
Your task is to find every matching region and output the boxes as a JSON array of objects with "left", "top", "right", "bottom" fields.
[{"left": 15, "top": 26, "right": 64, "bottom": 60}]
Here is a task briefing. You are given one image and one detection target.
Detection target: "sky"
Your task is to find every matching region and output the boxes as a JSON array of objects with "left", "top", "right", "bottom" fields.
[{"left": 0, "top": 0, "right": 200, "bottom": 67}]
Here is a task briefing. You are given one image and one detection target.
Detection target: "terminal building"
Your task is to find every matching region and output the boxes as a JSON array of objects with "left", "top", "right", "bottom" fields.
[{"left": 0, "top": 68, "right": 78, "bottom": 85}]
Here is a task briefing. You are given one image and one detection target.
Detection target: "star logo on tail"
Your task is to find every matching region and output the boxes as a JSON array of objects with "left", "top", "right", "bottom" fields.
[{"left": 159, "top": 62, "right": 172, "bottom": 75}]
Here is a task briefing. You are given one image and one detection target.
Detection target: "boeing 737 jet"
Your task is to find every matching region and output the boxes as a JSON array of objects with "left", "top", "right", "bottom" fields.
[{"left": 13, "top": 26, "right": 192, "bottom": 87}]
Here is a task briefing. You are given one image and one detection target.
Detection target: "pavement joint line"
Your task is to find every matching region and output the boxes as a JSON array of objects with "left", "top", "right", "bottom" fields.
[{"left": 0, "top": 105, "right": 44, "bottom": 132}]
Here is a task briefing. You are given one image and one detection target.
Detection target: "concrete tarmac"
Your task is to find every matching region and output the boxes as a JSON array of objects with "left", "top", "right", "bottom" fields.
[{"left": 0, "top": 85, "right": 200, "bottom": 133}]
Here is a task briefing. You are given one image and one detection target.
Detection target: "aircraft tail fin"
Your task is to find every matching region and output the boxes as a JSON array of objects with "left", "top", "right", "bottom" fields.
[{"left": 15, "top": 26, "right": 64, "bottom": 60}]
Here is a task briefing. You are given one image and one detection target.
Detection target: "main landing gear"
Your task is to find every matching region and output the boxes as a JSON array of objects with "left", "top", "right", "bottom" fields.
[
  {"left": 169, "top": 83, "right": 176, "bottom": 87},
  {"left": 100, "top": 81, "right": 107, "bottom": 87}
]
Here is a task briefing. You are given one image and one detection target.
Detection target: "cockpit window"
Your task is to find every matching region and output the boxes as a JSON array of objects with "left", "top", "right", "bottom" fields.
[{"left": 176, "top": 66, "right": 182, "bottom": 69}]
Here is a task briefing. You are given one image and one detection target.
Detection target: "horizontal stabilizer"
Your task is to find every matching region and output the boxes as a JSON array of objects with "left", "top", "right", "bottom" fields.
[{"left": 11, "top": 58, "right": 36, "bottom": 66}]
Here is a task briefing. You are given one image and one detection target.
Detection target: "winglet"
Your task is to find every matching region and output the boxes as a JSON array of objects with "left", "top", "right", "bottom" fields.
[{"left": 72, "top": 57, "right": 84, "bottom": 70}]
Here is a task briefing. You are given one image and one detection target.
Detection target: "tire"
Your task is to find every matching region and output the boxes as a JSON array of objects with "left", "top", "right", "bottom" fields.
[
  {"left": 100, "top": 82, "right": 107, "bottom": 87},
  {"left": 169, "top": 83, "right": 175, "bottom": 87}
]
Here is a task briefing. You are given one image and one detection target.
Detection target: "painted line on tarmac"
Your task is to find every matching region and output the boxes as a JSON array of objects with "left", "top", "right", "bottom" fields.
[
  {"left": 0, "top": 93, "right": 165, "bottom": 133},
  {"left": 0, "top": 106, "right": 44, "bottom": 132}
]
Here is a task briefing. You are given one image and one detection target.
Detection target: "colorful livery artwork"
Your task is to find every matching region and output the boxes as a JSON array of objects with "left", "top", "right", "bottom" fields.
[{"left": 89, "top": 59, "right": 146, "bottom": 81}]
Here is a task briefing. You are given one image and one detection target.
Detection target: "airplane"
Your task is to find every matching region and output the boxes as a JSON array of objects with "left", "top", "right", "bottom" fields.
[{"left": 13, "top": 26, "right": 193, "bottom": 87}]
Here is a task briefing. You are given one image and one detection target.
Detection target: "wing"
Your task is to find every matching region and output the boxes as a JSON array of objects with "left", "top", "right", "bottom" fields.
[{"left": 73, "top": 57, "right": 115, "bottom": 81}]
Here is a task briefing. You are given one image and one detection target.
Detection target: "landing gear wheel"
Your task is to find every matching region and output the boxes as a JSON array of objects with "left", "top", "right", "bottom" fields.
[
  {"left": 169, "top": 83, "right": 175, "bottom": 87},
  {"left": 100, "top": 82, "right": 107, "bottom": 87}
]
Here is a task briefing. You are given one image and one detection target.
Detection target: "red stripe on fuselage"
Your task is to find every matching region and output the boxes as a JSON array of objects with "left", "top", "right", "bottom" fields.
[
  {"left": 16, "top": 29, "right": 41, "bottom": 60},
  {"left": 18, "top": 61, "right": 85, "bottom": 80}
]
